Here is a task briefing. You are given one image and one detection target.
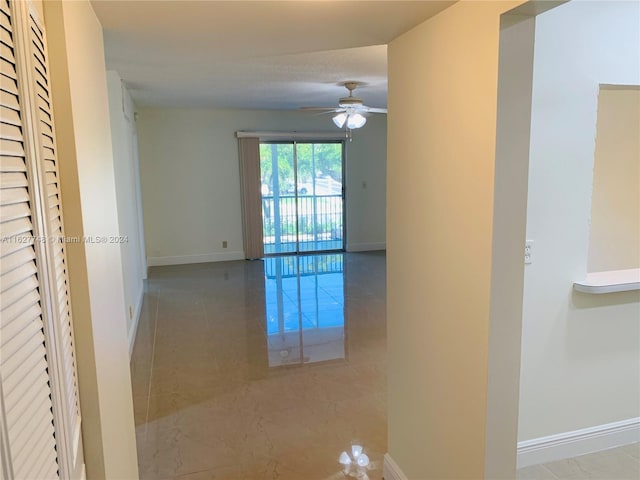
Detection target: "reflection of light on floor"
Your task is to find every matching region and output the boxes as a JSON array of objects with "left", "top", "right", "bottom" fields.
[
  {"left": 323, "top": 473, "right": 370, "bottom": 480},
  {"left": 323, "top": 462, "right": 381, "bottom": 480},
  {"left": 264, "top": 254, "right": 346, "bottom": 367},
  {"left": 336, "top": 444, "right": 374, "bottom": 478}
]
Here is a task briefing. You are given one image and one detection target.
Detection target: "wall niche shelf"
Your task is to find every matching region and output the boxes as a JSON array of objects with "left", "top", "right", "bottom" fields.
[{"left": 573, "top": 268, "right": 640, "bottom": 294}]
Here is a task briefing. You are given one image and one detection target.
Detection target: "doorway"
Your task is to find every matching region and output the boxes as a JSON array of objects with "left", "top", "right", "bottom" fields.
[{"left": 259, "top": 141, "right": 345, "bottom": 255}]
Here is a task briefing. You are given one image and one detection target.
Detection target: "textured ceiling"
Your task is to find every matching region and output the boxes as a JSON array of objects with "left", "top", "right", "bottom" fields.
[{"left": 92, "top": 1, "right": 455, "bottom": 109}]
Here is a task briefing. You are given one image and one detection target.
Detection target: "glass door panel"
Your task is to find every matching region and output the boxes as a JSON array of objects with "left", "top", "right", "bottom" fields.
[
  {"left": 296, "top": 143, "right": 343, "bottom": 252},
  {"left": 260, "top": 143, "right": 297, "bottom": 254}
]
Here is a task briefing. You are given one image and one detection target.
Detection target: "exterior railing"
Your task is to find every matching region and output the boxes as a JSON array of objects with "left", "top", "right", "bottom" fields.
[{"left": 261, "top": 194, "right": 343, "bottom": 252}]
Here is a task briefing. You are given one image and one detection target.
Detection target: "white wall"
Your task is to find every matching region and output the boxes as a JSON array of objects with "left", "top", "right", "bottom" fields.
[
  {"left": 136, "top": 108, "right": 386, "bottom": 265},
  {"left": 106, "top": 71, "right": 147, "bottom": 352},
  {"left": 44, "top": 1, "right": 139, "bottom": 478},
  {"left": 520, "top": 0, "right": 640, "bottom": 447}
]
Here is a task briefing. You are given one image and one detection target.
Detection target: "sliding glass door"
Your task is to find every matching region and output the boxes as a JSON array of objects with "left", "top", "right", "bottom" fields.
[{"left": 260, "top": 141, "right": 344, "bottom": 254}]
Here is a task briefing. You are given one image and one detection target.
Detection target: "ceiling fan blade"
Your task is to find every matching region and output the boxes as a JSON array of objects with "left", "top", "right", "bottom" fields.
[
  {"left": 299, "top": 107, "right": 340, "bottom": 112},
  {"left": 315, "top": 109, "right": 345, "bottom": 116},
  {"left": 365, "top": 107, "right": 388, "bottom": 114}
]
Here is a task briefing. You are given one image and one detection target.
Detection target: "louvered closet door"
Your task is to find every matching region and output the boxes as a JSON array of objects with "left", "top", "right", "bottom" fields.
[
  {"left": 27, "top": 7, "right": 84, "bottom": 477},
  {"left": 0, "top": 1, "right": 59, "bottom": 478}
]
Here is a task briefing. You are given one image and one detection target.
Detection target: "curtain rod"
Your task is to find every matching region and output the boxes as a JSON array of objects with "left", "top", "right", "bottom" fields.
[{"left": 236, "top": 131, "right": 347, "bottom": 140}]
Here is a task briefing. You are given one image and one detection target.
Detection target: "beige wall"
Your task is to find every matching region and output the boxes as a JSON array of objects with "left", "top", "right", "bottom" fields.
[
  {"left": 44, "top": 1, "right": 139, "bottom": 478},
  {"left": 106, "top": 71, "right": 147, "bottom": 351},
  {"left": 588, "top": 87, "right": 640, "bottom": 272},
  {"left": 136, "top": 108, "right": 386, "bottom": 264},
  {"left": 386, "top": 1, "right": 524, "bottom": 478},
  {"left": 520, "top": 0, "right": 640, "bottom": 445}
]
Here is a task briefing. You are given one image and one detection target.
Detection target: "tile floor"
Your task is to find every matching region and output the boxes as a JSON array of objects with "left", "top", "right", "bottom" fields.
[
  {"left": 131, "top": 250, "right": 639, "bottom": 480},
  {"left": 131, "top": 252, "right": 387, "bottom": 480}
]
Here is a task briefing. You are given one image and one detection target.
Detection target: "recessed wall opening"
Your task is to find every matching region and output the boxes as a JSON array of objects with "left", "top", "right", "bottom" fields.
[{"left": 587, "top": 85, "right": 640, "bottom": 273}]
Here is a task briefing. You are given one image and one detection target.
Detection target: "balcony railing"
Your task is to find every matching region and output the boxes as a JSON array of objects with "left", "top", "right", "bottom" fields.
[{"left": 262, "top": 194, "right": 343, "bottom": 254}]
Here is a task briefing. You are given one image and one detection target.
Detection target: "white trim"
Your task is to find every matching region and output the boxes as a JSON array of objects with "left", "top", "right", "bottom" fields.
[
  {"left": 517, "top": 417, "right": 640, "bottom": 468},
  {"left": 346, "top": 242, "right": 386, "bottom": 252},
  {"left": 147, "top": 251, "right": 245, "bottom": 267},
  {"left": 236, "top": 130, "right": 347, "bottom": 140},
  {"left": 0, "top": 377, "right": 14, "bottom": 480},
  {"left": 128, "top": 285, "right": 145, "bottom": 358},
  {"left": 383, "top": 453, "right": 409, "bottom": 480}
]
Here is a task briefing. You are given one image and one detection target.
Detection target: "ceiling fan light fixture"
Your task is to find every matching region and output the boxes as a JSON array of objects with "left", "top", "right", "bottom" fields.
[
  {"left": 332, "top": 112, "right": 347, "bottom": 128},
  {"left": 346, "top": 112, "right": 366, "bottom": 129},
  {"left": 305, "top": 83, "right": 384, "bottom": 134}
]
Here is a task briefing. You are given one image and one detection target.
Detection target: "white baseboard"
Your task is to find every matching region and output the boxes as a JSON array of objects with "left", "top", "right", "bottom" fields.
[
  {"left": 128, "top": 285, "right": 145, "bottom": 359},
  {"left": 383, "top": 453, "right": 409, "bottom": 480},
  {"left": 347, "top": 242, "right": 386, "bottom": 252},
  {"left": 385, "top": 420, "right": 639, "bottom": 476},
  {"left": 147, "top": 251, "right": 245, "bottom": 267},
  {"left": 517, "top": 417, "right": 640, "bottom": 468}
]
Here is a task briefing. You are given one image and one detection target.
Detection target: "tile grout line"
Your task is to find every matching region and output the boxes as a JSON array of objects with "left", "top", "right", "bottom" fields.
[
  {"left": 618, "top": 448, "right": 640, "bottom": 465},
  {"left": 199, "top": 293, "right": 220, "bottom": 375},
  {"left": 540, "top": 463, "right": 560, "bottom": 479},
  {"left": 143, "top": 293, "right": 161, "bottom": 430}
]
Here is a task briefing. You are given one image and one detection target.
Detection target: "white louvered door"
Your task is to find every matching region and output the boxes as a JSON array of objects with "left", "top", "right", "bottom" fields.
[
  {"left": 27, "top": 7, "right": 84, "bottom": 478},
  {"left": 0, "top": 1, "right": 59, "bottom": 477},
  {"left": 0, "top": 1, "right": 84, "bottom": 479}
]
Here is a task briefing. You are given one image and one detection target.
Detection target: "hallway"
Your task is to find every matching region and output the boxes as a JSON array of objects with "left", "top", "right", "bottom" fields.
[{"left": 130, "top": 252, "right": 387, "bottom": 479}]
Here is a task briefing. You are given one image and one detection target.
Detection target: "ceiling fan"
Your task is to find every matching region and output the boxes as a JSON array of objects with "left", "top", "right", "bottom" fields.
[{"left": 300, "top": 81, "right": 387, "bottom": 131}]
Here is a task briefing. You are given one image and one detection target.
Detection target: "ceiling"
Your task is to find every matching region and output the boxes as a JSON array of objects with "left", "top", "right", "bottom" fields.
[{"left": 91, "top": 1, "right": 455, "bottom": 110}]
